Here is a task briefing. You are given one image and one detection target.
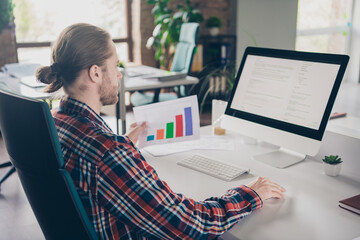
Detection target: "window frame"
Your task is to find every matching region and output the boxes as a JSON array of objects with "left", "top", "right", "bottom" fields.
[
  {"left": 15, "top": 0, "right": 134, "bottom": 62},
  {"left": 296, "top": 0, "right": 353, "bottom": 55}
]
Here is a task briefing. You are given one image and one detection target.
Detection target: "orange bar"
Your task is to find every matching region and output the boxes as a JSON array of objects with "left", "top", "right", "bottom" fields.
[{"left": 156, "top": 129, "right": 164, "bottom": 140}]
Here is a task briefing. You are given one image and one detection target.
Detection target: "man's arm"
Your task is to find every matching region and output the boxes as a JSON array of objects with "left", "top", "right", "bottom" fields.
[{"left": 96, "top": 142, "right": 263, "bottom": 239}]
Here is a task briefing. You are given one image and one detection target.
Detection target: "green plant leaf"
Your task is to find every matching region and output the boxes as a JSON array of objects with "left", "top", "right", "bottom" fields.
[
  {"left": 206, "top": 16, "right": 222, "bottom": 28},
  {"left": 322, "top": 155, "right": 342, "bottom": 164},
  {"left": 155, "top": 48, "right": 162, "bottom": 61},
  {"left": 152, "top": 24, "right": 162, "bottom": 37},
  {"left": 146, "top": 37, "right": 155, "bottom": 49},
  {"left": 160, "top": 30, "right": 169, "bottom": 45},
  {"left": 173, "top": 11, "right": 184, "bottom": 19},
  {"left": 200, "top": 86, "right": 215, "bottom": 115},
  {"left": 147, "top": 0, "right": 157, "bottom": 4}
]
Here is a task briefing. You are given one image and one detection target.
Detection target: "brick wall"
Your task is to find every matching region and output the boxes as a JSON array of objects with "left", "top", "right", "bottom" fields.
[
  {"left": 137, "top": 0, "right": 235, "bottom": 67},
  {"left": 0, "top": 22, "right": 18, "bottom": 67}
]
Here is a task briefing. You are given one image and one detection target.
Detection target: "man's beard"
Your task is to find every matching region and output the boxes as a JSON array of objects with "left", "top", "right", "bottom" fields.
[{"left": 99, "top": 74, "right": 119, "bottom": 106}]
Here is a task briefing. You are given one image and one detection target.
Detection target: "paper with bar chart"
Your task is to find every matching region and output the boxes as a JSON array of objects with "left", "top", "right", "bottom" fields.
[{"left": 133, "top": 95, "right": 200, "bottom": 148}]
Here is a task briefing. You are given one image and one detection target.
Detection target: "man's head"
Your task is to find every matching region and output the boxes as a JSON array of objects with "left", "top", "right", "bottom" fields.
[{"left": 37, "top": 23, "right": 121, "bottom": 106}]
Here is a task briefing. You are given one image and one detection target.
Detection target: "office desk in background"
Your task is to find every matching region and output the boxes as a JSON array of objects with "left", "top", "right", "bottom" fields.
[
  {"left": 106, "top": 65, "right": 199, "bottom": 134},
  {"left": 142, "top": 126, "right": 360, "bottom": 240},
  {"left": 0, "top": 65, "right": 199, "bottom": 134},
  {"left": 0, "top": 73, "right": 52, "bottom": 100}
]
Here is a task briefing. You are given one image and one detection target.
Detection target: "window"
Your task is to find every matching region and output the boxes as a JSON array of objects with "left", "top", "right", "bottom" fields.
[
  {"left": 296, "top": 0, "right": 353, "bottom": 54},
  {"left": 13, "top": 0, "right": 132, "bottom": 65}
]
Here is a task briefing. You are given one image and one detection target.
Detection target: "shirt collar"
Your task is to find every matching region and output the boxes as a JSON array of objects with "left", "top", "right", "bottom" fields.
[{"left": 58, "top": 96, "right": 113, "bottom": 132}]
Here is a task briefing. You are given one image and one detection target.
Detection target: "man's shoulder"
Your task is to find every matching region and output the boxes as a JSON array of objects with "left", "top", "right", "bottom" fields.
[{"left": 52, "top": 110, "right": 132, "bottom": 158}]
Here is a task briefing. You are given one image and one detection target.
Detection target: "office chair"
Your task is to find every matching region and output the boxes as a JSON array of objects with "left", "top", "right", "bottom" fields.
[
  {"left": 0, "top": 89, "right": 99, "bottom": 240},
  {"left": 131, "top": 22, "right": 199, "bottom": 107},
  {"left": 0, "top": 162, "right": 16, "bottom": 192}
]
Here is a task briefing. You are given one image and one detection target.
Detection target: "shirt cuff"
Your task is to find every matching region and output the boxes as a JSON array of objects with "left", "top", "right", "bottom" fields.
[{"left": 232, "top": 185, "right": 263, "bottom": 211}]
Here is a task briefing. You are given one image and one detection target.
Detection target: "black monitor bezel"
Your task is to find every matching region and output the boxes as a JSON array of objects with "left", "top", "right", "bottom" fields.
[{"left": 225, "top": 47, "right": 349, "bottom": 141}]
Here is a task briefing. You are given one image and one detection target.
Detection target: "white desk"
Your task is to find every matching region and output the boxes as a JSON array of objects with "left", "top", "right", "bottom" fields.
[
  {"left": 0, "top": 74, "right": 52, "bottom": 100},
  {"left": 142, "top": 126, "right": 360, "bottom": 240}
]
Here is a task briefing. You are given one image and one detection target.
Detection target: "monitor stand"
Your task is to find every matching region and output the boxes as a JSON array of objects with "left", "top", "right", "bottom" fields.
[{"left": 253, "top": 148, "right": 306, "bottom": 168}]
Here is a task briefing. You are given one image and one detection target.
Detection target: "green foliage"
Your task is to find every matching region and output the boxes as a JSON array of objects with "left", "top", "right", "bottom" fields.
[
  {"left": 205, "top": 16, "right": 222, "bottom": 28},
  {"left": 0, "top": 0, "right": 14, "bottom": 33},
  {"left": 322, "top": 155, "right": 342, "bottom": 165},
  {"left": 146, "top": 0, "right": 203, "bottom": 69},
  {"left": 13, "top": 0, "right": 33, "bottom": 41},
  {"left": 117, "top": 61, "right": 125, "bottom": 68}
]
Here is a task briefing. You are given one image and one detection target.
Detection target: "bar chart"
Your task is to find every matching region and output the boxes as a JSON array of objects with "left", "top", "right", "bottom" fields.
[
  {"left": 133, "top": 95, "right": 200, "bottom": 148},
  {"left": 146, "top": 106, "right": 193, "bottom": 142}
]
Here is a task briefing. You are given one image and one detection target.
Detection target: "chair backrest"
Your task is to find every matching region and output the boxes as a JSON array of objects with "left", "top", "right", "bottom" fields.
[
  {"left": 0, "top": 90, "right": 98, "bottom": 240},
  {"left": 170, "top": 23, "right": 199, "bottom": 73}
]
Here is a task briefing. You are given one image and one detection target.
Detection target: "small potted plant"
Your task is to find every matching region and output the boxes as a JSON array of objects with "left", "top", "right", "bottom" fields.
[
  {"left": 206, "top": 16, "right": 222, "bottom": 36},
  {"left": 322, "top": 155, "right": 342, "bottom": 176}
]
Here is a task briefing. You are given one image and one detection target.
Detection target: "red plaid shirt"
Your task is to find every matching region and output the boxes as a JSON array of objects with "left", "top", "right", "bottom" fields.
[{"left": 52, "top": 97, "right": 263, "bottom": 239}]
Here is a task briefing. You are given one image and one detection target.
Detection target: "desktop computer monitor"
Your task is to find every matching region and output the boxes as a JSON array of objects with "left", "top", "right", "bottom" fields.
[{"left": 221, "top": 47, "right": 349, "bottom": 168}]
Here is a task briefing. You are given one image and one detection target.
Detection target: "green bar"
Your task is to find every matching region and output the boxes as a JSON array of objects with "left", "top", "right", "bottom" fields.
[{"left": 166, "top": 122, "right": 174, "bottom": 139}]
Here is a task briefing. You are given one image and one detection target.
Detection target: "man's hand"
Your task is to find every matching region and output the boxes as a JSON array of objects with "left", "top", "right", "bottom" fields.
[
  {"left": 125, "top": 122, "right": 146, "bottom": 145},
  {"left": 246, "top": 177, "right": 286, "bottom": 201}
]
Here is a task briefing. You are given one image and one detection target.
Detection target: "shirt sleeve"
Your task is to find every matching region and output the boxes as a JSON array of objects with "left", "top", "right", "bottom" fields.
[{"left": 96, "top": 142, "right": 263, "bottom": 239}]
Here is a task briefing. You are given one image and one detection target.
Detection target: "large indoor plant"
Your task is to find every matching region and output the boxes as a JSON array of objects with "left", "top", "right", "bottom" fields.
[
  {"left": 0, "top": 0, "right": 16, "bottom": 68},
  {"left": 146, "top": 0, "right": 203, "bottom": 69},
  {"left": 0, "top": 0, "right": 14, "bottom": 34}
]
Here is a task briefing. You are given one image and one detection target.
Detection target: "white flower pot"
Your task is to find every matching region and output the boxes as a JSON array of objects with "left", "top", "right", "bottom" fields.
[
  {"left": 209, "top": 27, "right": 220, "bottom": 36},
  {"left": 323, "top": 162, "right": 342, "bottom": 176}
]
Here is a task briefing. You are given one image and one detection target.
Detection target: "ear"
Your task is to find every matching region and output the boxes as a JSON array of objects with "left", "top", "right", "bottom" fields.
[{"left": 88, "top": 65, "right": 103, "bottom": 84}]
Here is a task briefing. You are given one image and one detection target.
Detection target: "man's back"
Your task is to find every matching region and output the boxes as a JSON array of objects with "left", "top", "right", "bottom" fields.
[
  {"left": 52, "top": 97, "right": 262, "bottom": 240},
  {"left": 53, "top": 97, "right": 143, "bottom": 239}
]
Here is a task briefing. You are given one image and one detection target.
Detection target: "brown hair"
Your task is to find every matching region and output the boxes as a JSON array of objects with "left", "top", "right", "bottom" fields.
[{"left": 36, "top": 23, "right": 112, "bottom": 93}]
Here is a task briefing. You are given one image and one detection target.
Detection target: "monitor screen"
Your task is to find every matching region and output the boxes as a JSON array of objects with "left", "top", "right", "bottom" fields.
[{"left": 222, "top": 47, "right": 349, "bottom": 168}]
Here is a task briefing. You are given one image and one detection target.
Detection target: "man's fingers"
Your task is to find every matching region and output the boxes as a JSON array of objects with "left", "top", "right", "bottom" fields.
[
  {"left": 268, "top": 182, "right": 286, "bottom": 192},
  {"left": 271, "top": 191, "right": 284, "bottom": 199}
]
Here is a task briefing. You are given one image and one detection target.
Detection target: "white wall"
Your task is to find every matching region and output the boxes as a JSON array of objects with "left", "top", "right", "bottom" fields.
[
  {"left": 235, "top": 0, "right": 298, "bottom": 63},
  {"left": 347, "top": 0, "right": 360, "bottom": 83}
]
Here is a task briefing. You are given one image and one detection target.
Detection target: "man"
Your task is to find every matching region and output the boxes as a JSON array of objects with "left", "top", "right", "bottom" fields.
[{"left": 37, "top": 23, "right": 285, "bottom": 240}]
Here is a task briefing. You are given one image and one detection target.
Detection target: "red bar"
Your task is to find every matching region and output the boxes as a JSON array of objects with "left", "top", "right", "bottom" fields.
[{"left": 175, "top": 115, "right": 183, "bottom": 137}]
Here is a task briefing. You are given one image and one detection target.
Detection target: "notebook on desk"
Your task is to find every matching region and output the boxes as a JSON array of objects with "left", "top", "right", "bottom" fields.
[
  {"left": 3, "top": 63, "right": 41, "bottom": 78},
  {"left": 19, "top": 76, "right": 47, "bottom": 88},
  {"left": 142, "top": 71, "right": 187, "bottom": 81},
  {"left": 125, "top": 65, "right": 158, "bottom": 78},
  {"left": 339, "top": 194, "right": 360, "bottom": 215},
  {"left": 126, "top": 65, "right": 187, "bottom": 81}
]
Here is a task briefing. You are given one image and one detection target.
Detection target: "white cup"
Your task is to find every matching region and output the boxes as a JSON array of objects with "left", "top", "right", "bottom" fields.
[{"left": 212, "top": 99, "right": 228, "bottom": 124}]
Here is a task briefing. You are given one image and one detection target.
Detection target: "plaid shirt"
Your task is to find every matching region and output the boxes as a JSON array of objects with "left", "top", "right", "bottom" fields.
[{"left": 52, "top": 97, "right": 263, "bottom": 240}]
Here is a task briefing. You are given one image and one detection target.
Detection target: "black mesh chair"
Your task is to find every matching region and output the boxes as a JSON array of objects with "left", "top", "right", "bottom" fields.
[
  {"left": 0, "top": 89, "right": 98, "bottom": 240},
  {"left": 0, "top": 161, "right": 15, "bottom": 192}
]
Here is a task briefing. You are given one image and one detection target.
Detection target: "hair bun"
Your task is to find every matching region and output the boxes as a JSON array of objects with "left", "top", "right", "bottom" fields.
[{"left": 50, "top": 63, "right": 62, "bottom": 75}]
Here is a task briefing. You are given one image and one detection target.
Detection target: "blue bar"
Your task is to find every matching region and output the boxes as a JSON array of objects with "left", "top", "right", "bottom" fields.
[
  {"left": 147, "top": 135, "right": 155, "bottom": 141},
  {"left": 184, "top": 107, "right": 193, "bottom": 136}
]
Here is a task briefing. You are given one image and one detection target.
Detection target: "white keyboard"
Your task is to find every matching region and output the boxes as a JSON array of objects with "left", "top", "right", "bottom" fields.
[{"left": 177, "top": 154, "right": 250, "bottom": 181}]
